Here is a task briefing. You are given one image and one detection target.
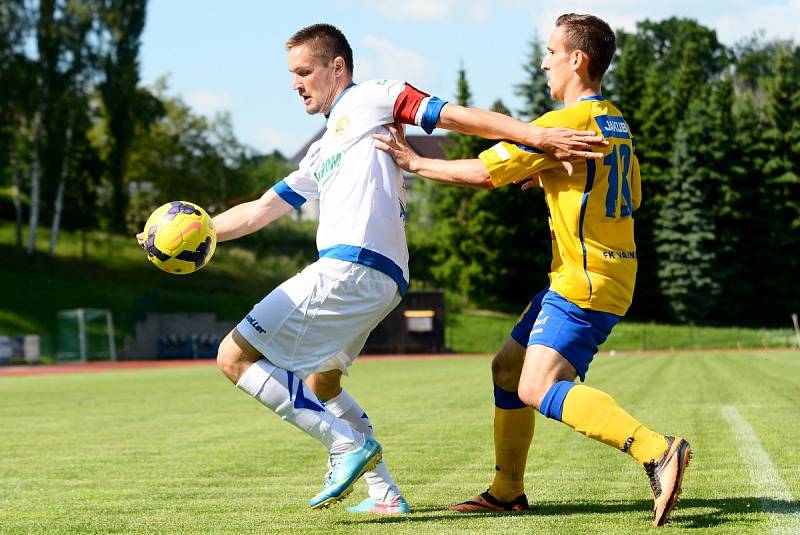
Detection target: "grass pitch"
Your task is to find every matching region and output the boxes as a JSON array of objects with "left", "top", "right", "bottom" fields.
[{"left": 1, "top": 350, "right": 799, "bottom": 534}]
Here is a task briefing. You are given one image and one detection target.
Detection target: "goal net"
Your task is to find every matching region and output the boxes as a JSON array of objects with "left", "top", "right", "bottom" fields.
[{"left": 56, "top": 309, "right": 117, "bottom": 362}]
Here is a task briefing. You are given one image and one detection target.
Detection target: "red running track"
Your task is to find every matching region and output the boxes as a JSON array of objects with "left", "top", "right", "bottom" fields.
[{"left": 0, "top": 354, "right": 488, "bottom": 377}]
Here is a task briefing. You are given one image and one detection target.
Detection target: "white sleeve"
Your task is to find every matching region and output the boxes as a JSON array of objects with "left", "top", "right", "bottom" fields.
[
  {"left": 358, "top": 78, "right": 447, "bottom": 134},
  {"left": 271, "top": 142, "right": 320, "bottom": 206},
  {"left": 356, "top": 79, "right": 407, "bottom": 125}
]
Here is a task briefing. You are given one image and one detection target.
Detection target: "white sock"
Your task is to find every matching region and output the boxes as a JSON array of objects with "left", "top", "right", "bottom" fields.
[
  {"left": 324, "top": 388, "right": 399, "bottom": 501},
  {"left": 236, "top": 359, "right": 362, "bottom": 454}
]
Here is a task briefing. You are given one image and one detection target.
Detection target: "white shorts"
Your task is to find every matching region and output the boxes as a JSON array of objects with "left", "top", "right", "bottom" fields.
[{"left": 236, "top": 257, "right": 402, "bottom": 379}]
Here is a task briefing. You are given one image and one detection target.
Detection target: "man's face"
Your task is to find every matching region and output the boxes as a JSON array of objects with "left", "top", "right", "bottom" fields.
[
  {"left": 541, "top": 26, "right": 573, "bottom": 101},
  {"left": 288, "top": 44, "right": 338, "bottom": 115}
]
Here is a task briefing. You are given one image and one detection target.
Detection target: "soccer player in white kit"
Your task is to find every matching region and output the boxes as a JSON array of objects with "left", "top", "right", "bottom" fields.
[{"left": 205, "top": 24, "right": 606, "bottom": 512}]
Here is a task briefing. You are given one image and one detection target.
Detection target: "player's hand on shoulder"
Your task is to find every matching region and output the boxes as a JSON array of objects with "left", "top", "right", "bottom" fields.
[
  {"left": 535, "top": 126, "right": 607, "bottom": 162},
  {"left": 374, "top": 123, "right": 418, "bottom": 172}
]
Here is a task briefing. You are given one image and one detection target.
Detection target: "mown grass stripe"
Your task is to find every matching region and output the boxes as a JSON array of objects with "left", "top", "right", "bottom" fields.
[{"left": 722, "top": 405, "right": 800, "bottom": 534}]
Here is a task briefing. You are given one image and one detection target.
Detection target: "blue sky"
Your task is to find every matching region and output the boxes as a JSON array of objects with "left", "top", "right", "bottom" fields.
[{"left": 140, "top": 0, "right": 800, "bottom": 159}]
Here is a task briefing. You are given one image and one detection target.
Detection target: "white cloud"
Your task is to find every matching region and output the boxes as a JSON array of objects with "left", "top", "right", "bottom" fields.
[
  {"left": 527, "top": 1, "right": 800, "bottom": 46},
  {"left": 251, "top": 127, "right": 294, "bottom": 155},
  {"left": 362, "top": 0, "right": 492, "bottom": 22},
  {"left": 186, "top": 89, "right": 232, "bottom": 116},
  {"left": 714, "top": 0, "right": 800, "bottom": 44},
  {"left": 353, "top": 56, "right": 376, "bottom": 81},
  {"left": 359, "top": 35, "right": 434, "bottom": 85},
  {"left": 365, "top": 0, "right": 457, "bottom": 20}
]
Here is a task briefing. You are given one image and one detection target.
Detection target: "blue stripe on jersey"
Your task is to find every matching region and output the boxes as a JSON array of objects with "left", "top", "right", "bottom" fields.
[
  {"left": 514, "top": 143, "right": 544, "bottom": 154},
  {"left": 579, "top": 161, "right": 595, "bottom": 302},
  {"left": 420, "top": 96, "right": 447, "bottom": 134},
  {"left": 594, "top": 115, "right": 630, "bottom": 139},
  {"left": 580, "top": 94, "right": 605, "bottom": 102},
  {"left": 319, "top": 244, "right": 408, "bottom": 296},
  {"left": 272, "top": 179, "right": 307, "bottom": 208}
]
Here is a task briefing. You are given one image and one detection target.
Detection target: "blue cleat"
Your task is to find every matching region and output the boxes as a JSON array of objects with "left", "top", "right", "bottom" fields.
[
  {"left": 347, "top": 495, "right": 411, "bottom": 514},
  {"left": 309, "top": 438, "right": 383, "bottom": 510}
]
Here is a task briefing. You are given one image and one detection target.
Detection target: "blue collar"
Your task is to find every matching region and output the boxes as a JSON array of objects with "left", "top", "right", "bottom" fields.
[
  {"left": 325, "top": 82, "right": 357, "bottom": 118},
  {"left": 579, "top": 94, "right": 605, "bottom": 102}
]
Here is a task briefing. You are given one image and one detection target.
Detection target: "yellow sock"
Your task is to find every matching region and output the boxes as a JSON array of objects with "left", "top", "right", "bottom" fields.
[
  {"left": 560, "top": 384, "right": 667, "bottom": 464},
  {"left": 488, "top": 406, "right": 535, "bottom": 501}
]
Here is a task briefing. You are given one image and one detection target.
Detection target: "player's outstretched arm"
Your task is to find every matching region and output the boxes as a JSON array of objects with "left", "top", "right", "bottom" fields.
[
  {"left": 135, "top": 191, "right": 292, "bottom": 248},
  {"left": 375, "top": 125, "right": 492, "bottom": 189},
  {"left": 212, "top": 189, "right": 294, "bottom": 242},
  {"left": 437, "top": 103, "right": 606, "bottom": 161}
]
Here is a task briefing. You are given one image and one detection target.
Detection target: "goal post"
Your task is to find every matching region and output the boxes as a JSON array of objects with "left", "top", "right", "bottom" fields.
[{"left": 56, "top": 309, "right": 117, "bottom": 362}]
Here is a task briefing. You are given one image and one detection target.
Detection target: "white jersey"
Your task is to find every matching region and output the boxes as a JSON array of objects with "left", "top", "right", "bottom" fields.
[{"left": 272, "top": 79, "right": 446, "bottom": 295}]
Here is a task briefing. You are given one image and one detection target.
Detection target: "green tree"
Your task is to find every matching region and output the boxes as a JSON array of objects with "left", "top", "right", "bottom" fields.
[
  {"left": 605, "top": 29, "right": 651, "bottom": 132},
  {"left": 99, "top": 0, "right": 150, "bottom": 232},
  {"left": 656, "top": 79, "right": 739, "bottom": 323},
  {"left": 422, "top": 68, "right": 552, "bottom": 307},
  {"left": 124, "top": 84, "right": 259, "bottom": 228},
  {"left": 47, "top": 0, "right": 96, "bottom": 256},
  {"left": 429, "top": 65, "right": 491, "bottom": 300},
  {"left": 718, "top": 92, "right": 770, "bottom": 322},
  {"left": 733, "top": 32, "right": 780, "bottom": 95},
  {"left": 757, "top": 45, "right": 800, "bottom": 323},
  {"left": 514, "top": 34, "right": 552, "bottom": 121},
  {"left": 622, "top": 21, "right": 729, "bottom": 320},
  {"left": 0, "top": 0, "right": 36, "bottom": 247},
  {"left": 655, "top": 90, "right": 721, "bottom": 323},
  {"left": 28, "top": 0, "right": 99, "bottom": 254}
]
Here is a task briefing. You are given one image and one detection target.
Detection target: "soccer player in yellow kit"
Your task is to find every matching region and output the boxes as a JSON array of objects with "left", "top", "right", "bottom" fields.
[{"left": 375, "top": 13, "right": 691, "bottom": 527}]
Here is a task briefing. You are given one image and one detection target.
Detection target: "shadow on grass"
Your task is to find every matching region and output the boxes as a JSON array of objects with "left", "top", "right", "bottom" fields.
[{"left": 339, "top": 497, "right": 800, "bottom": 529}]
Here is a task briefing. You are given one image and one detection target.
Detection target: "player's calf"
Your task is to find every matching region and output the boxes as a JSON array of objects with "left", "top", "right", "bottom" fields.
[{"left": 216, "top": 329, "right": 262, "bottom": 384}]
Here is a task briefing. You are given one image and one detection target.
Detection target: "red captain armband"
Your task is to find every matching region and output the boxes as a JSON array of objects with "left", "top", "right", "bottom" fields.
[{"left": 393, "top": 83, "right": 430, "bottom": 125}]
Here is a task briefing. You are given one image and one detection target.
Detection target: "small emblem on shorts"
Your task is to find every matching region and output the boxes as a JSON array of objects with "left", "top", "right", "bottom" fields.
[
  {"left": 534, "top": 315, "right": 549, "bottom": 327},
  {"left": 246, "top": 314, "right": 266, "bottom": 334}
]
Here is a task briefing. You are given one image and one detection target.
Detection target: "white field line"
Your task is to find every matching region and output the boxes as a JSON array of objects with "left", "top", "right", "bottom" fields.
[{"left": 721, "top": 405, "right": 800, "bottom": 534}]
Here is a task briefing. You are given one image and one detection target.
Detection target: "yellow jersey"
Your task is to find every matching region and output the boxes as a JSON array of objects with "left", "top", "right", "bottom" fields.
[{"left": 478, "top": 95, "right": 641, "bottom": 315}]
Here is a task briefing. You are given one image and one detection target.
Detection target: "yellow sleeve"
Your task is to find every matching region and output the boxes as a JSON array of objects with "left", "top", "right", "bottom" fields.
[
  {"left": 478, "top": 141, "right": 558, "bottom": 188},
  {"left": 477, "top": 106, "right": 593, "bottom": 188}
]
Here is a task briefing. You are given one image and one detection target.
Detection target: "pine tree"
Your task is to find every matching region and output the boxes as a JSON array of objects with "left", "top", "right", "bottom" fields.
[
  {"left": 429, "top": 65, "right": 483, "bottom": 299},
  {"left": 100, "top": 0, "right": 149, "bottom": 233},
  {"left": 655, "top": 90, "right": 722, "bottom": 323},
  {"left": 514, "top": 35, "right": 552, "bottom": 121},
  {"left": 758, "top": 45, "right": 800, "bottom": 323},
  {"left": 444, "top": 64, "right": 485, "bottom": 159},
  {"left": 605, "top": 30, "right": 650, "bottom": 132},
  {"left": 722, "top": 92, "right": 771, "bottom": 322},
  {"left": 455, "top": 97, "right": 551, "bottom": 307}
]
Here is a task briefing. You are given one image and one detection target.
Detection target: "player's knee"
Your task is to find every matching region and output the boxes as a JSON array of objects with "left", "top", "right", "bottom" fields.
[
  {"left": 216, "top": 335, "right": 242, "bottom": 383},
  {"left": 490, "top": 354, "right": 503, "bottom": 378},
  {"left": 492, "top": 355, "right": 520, "bottom": 390},
  {"left": 491, "top": 343, "right": 525, "bottom": 391}
]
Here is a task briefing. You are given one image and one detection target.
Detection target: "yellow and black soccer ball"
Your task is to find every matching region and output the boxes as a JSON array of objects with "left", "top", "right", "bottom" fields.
[{"left": 143, "top": 201, "right": 216, "bottom": 274}]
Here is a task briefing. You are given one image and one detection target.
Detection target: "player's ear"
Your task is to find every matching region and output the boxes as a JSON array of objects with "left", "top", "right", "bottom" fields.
[
  {"left": 573, "top": 50, "right": 587, "bottom": 72},
  {"left": 333, "top": 57, "right": 344, "bottom": 76}
]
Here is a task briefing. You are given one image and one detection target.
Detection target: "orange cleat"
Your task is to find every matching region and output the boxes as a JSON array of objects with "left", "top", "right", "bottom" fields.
[
  {"left": 644, "top": 435, "right": 693, "bottom": 526},
  {"left": 450, "top": 491, "right": 529, "bottom": 512}
]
